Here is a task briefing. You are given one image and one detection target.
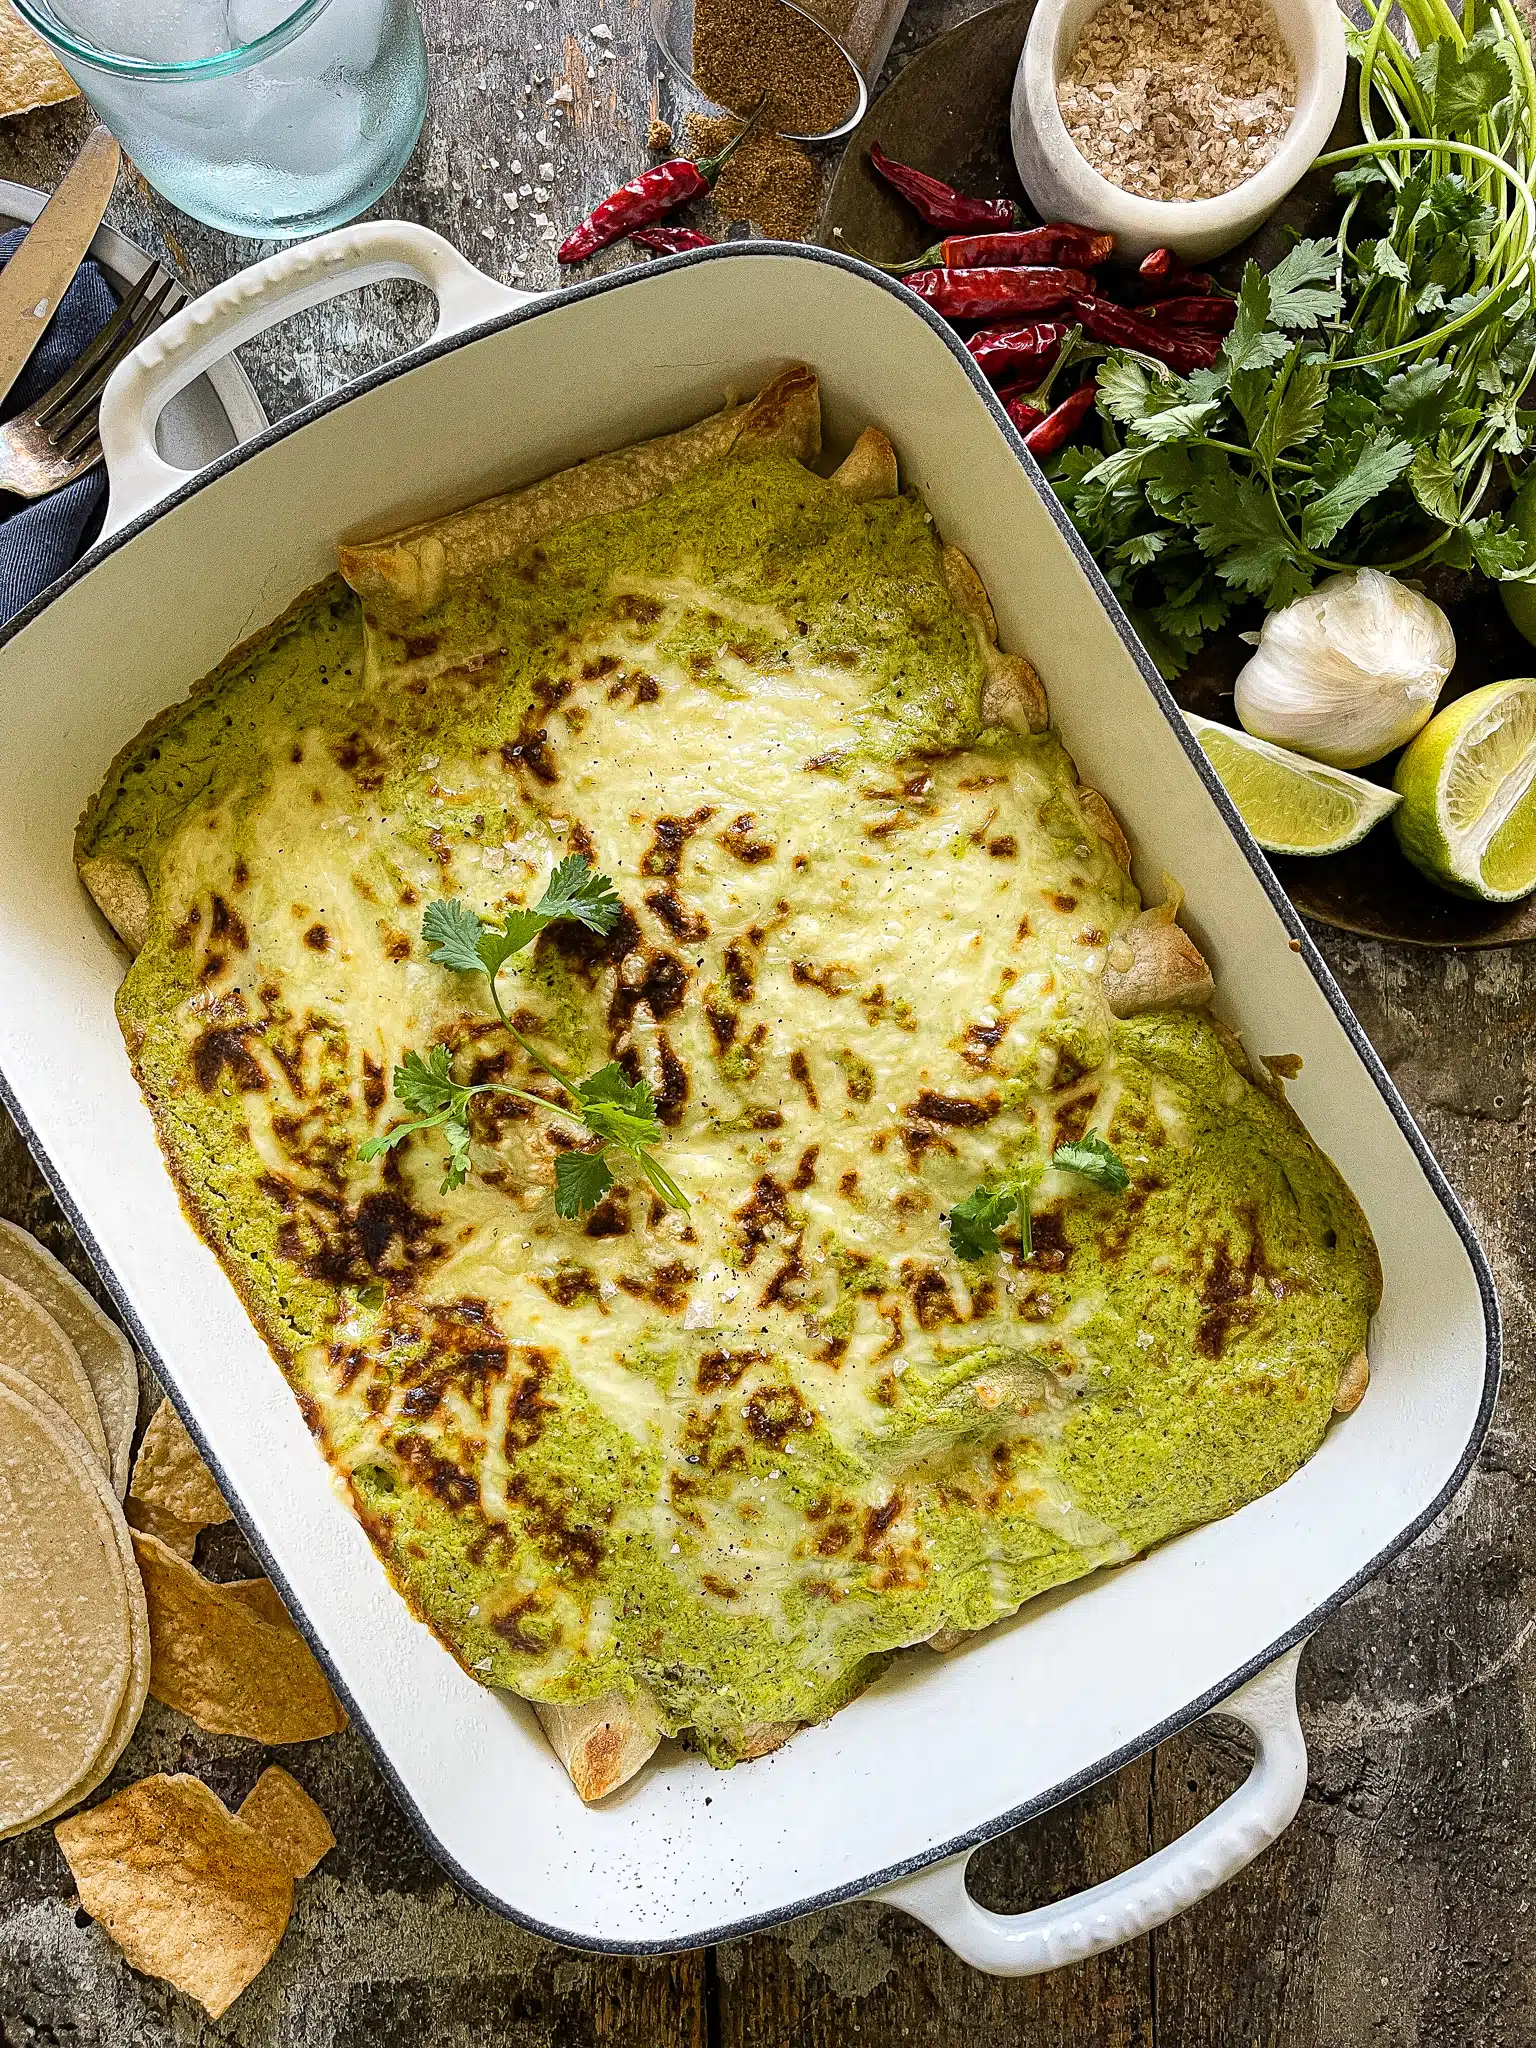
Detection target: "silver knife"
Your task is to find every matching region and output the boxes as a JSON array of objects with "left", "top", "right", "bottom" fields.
[{"left": 0, "top": 125, "right": 120, "bottom": 411}]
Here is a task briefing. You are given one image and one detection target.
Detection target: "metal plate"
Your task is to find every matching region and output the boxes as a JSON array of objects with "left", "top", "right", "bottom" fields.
[
  {"left": 821, "top": 2, "right": 1536, "bottom": 948},
  {"left": 0, "top": 177, "right": 267, "bottom": 473}
]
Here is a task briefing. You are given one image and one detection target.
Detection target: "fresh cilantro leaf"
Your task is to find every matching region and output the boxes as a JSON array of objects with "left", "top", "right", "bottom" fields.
[
  {"left": 1117, "top": 531, "right": 1167, "bottom": 567},
  {"left": 440, "top": 1116, "right": 474, "bottom": 1193},
  {"left": 1367, "top": 238, "right": 1410, "bottom": 284},
  {"left": 534, "top": 854, "right": 621, "bottom": 935},
  {"left": 576, "top": 1064, "right": 663, "bottom": 1154},
  {"left": 1334, "top": 161, "right": 1389, "bottom": 195},
  {"left": 1486, "top": 391, "right": 1528, "bottom": 457},
  {"left": 1096, "top": 355, "right": 1159, "bottom": 427},
  {"left": 1408, "top": 439, "right": 1462, "bottom": 525},
  {"left": 1136, "top": 398, "right": 1222, "bottom": 445},
  {"left": 425, "top": 857, "right": 621, "bottom": 982},
  {"left": 554, "top": 1149, "right": 616, "bottom": 1218},
  {"left": 1299, "top": 431, "right": 1414, "bottom": 549},
  {"left": 947, "top": 1184, "right": 1021, "bottom": 1262},
  {"left": 1186, "top": 466, "right": 1303, "bottom": 595},
  {"left": 1220, "top": 266, "right": 1291, "bottom": 377},
  {"left": 1266, "top": 239, "right": 1343, "bottom": 328},
  {"left": 1425, "top": 175, "right": 1497, "bottom": 239},
  {"left": 1052, "top": 1135, "right": 1131, "bottom": 1191},
  {"left": 1444, "top": 512, "right": 1532, "bottom": 578},
  {"left": 393, "top": 1045, "right": 461, "bottom": 1116},
  {"left": 1255, "top": 355, "right": 1327, "bottom": 466},
  {"left": 356, "top": 1122, "right": 422, "bottom": 1164},
  {"left": 1432, "top": 33, "right": 1513, "bottom": 131},
  {"left": 358, "top": 1050, "right": 474, "bottom": 1192},
  {"left": 1382, "top": 362, "right": 1455, "bottom": 441},
  {"left": 422, "top": 898, "right": 488, "bottom": 975},
  {"left": 1083, "top": 444, "right": 1157, "bottom": 492}
]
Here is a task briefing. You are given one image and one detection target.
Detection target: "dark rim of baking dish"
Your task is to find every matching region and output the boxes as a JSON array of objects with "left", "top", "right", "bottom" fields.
[{"left": 0, "top": 241, "right": 1502, "bottom": 1957}]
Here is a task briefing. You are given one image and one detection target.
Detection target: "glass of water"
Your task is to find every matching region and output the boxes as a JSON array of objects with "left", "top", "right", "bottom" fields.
[{"left": 11, "top": 0, "right": 428, "bottom": 239}]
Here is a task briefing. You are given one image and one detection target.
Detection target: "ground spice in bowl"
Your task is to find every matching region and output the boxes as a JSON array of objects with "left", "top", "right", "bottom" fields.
[
  {"left": 686, "top": 113, "right": 823, "bottom": 239},
  {"left": 691, "top": 0, "right": 861, "bottom": 138},
  {"left": 1056, "top": 0, "right": 1297, "bottom": 201}
]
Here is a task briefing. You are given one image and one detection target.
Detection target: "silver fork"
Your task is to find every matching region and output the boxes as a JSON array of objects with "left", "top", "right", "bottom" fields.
[{"left": 0, "top": 263, "right": 188, "bottom": 500}]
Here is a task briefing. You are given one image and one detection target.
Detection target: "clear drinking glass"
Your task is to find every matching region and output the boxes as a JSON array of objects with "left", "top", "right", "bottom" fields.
[
  {"left": 652, "top": 0, "right": 913, "bottom": 143},
  {"left": 12, "top": 0, "right": 428, "bottom": 239}
]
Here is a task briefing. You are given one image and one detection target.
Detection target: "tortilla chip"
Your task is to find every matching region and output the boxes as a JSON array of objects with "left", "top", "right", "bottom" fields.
[
  {"left": 129, "top": 1398, "right": 229, "bottom": 1526},
  {"left": 237, "top": 1767, "right": 334, "bottom": 1879},
  {"left": 0, "top": 1222, "right": 140, "bottom": 1497},
  {"left": 0, "top": 1380, "right": 132, "bottom": 1839},
  {"left": 132, "top": 1530, "right": 346, "bottom": 1743},
  {"left": 0, "top": 3, "right": 79, "bottom": 118},
  {"left": 222, "top": 1575, "right": 292, "bottom": 1627},
  {"left": 55, "top": 1774, "right": 292, "bottom": 2019},
  {"left": 0, "top": 1272, "right": 110, "bottom": 1474},
  {"left": 124, "top": 1501, "right": 203, "bottom": 1559}
]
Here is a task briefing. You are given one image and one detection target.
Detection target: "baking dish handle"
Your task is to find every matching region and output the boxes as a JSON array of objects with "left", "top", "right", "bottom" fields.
[
  {"left": 872, "top": 1644, "right": 1307, "bottom": 1976},
  {"left": 97, "top": 221, "right": 533, "bottom": 540}
]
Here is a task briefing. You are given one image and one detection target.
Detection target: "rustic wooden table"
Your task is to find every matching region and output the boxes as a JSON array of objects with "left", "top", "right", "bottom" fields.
[{"left": 1, "top": 2, "right": 1533, "bottom": 2042}]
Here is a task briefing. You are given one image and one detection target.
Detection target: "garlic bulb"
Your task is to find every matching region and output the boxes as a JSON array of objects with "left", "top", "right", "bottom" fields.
[{"left": 1234, "top": 569, "right": 1455, "bottom": 770}]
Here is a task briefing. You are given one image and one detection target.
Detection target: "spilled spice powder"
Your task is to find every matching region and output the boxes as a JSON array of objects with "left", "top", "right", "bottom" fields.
[
  {"left": 687, "top": 113, "right": 822, "bottom": 240},
  {"left": 692, "top": 0, "right": 860, "bottom": 137}
]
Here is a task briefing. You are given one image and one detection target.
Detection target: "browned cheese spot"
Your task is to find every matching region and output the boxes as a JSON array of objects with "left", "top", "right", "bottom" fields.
[
  {"left": 716, "top": 813, "right": 777, "bottom": 864},
  {"left": 788, "top": 1050, "right": 819, "bottom": 1109}
]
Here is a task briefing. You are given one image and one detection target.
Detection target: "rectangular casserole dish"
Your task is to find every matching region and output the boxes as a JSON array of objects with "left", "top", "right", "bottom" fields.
[{"left": 0, "top": 234, "right": 1497, "bottom": 1956}]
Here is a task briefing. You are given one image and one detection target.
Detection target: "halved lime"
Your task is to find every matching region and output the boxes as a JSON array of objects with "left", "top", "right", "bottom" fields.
[
  {"left": 1184, "top": 714, "right": 1400, "bottom": 856},
  {"left": 1393, "top": 678, "right": 1536, "bottom": 902}
]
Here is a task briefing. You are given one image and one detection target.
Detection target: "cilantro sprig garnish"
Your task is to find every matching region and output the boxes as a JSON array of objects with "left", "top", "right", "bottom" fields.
[
  {"left": 947, "top": 1136, "right": 1130, "bottom": 1262},
  {"left": 1050, "top": 2, "right": 1536, "bottom": 676},
  {"left": 357, "top": 856, "right": 686, "bottom": 1216}
]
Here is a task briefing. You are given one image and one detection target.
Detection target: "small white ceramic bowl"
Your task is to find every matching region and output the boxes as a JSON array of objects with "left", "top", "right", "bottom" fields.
[{"left": 1011, "top": 0, "right": 1347, "bottom": 264}]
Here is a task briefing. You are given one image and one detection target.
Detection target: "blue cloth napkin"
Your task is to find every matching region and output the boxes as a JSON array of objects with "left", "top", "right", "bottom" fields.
[{"left": 0, "top": 222, "right": 116, "bottom": 626}]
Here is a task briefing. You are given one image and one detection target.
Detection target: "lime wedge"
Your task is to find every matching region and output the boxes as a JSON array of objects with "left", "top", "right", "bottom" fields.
[
  {"left": 1393, "top": 678, "right": 1536, "bottom": 902},
  {"left": 1184, "top": 714, "right": 1400, "bottom": 855}
]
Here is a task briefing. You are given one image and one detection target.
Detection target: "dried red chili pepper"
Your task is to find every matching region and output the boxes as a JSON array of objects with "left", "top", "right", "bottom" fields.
[
  {"left": 1003, "top": 394, "right": 1047, "bottom": 435},
  {"left": 1138, "top": 295, "right": 1236, "bottom": 332},
  {"left": 630, "top": 225, "right": 718, "bottom": 253},
  {"left": 906, "top": 266, "right": 1090, "bottom": 320},
  {"left": 873, "top": 226, "right": 1114, "bottom": 274},
  {"left": 868, "top": 141, "right": 1020, "bottom": 233},
  {"left": 1136, "top": 250, "right": 1220, "bottom": 298},
  {"left": 1023, "top": 381, "right": 1098, "bottom": 457},
  {"left": 966, "top": 320, "right": 1072, "bottom": 382},
  {"left": 1070, "top": 295, "right": 1220, "bottom": 372},
  {"left": 558, "top": 101, "right": 765, "bottom": 264}
]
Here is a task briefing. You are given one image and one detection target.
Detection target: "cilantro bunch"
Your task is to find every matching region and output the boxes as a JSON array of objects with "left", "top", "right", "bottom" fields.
[
  {"left": 357, "top": 855, "right": 687, "bottom": 1217},
  {"left": 1053, "top": 0, "right": 1536, "bottom": 676}
]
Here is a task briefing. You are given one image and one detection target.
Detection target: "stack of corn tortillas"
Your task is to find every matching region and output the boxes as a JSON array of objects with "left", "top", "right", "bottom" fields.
[
  {"left": 0, "top": 1220, "right": 347, "bottom": 2014},
  {"left": 0, "top": 1225, "right": 147, "bottom": 1842}
]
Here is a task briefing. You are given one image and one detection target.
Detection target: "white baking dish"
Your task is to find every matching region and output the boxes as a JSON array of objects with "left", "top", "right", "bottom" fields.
[{"left": 0, "top": 228, "right": 1496, "bottom": 1970}]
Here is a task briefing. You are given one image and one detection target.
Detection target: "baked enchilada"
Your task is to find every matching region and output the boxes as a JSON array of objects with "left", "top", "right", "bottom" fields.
[{"left": 77, "top": 367, "right": 1379, "bottom": 1798}]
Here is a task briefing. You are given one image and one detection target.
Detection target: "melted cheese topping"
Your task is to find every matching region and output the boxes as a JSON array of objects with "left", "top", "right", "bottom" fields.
[{"left": 87, "top": 454, "right": 1377, "bottom": 1759}]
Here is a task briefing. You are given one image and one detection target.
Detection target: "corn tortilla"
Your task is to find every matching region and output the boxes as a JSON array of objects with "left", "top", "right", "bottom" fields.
[
  {"left": 0, "top": 1272, "right": 109, "bottom": 1473},
  {"left": 0, "top": 1380, "right": 132, "bottom": 1839},
  {"left": 0, "top": 1222, "right": 140, "bottom": 1496}
]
